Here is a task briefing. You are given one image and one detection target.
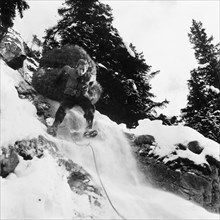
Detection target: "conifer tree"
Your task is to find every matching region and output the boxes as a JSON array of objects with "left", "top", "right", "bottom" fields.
[
  {"left": 0, "top": 0, "right": 29, "bottom": 41},
  {"left": 43, "top": 0, "right": 167, "bottom": 127},
  {"left": 181, "top": 20, "right": 220, "bottom": 143}
]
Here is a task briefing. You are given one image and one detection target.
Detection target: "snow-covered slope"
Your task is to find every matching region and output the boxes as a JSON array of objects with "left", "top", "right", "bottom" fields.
[
  {"left": 1, "top": 61, "right": 220, "bottom": 219},
  {"left": 0, "top": 63, "right": 45, "bottom": 146},
  {"left": 130, "top": 119, "right": 219, "bottom": 165}
]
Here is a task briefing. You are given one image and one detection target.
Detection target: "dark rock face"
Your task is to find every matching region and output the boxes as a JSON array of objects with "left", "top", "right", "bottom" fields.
[
  {"left": 0, "top": 147, "right": 19, "bottom": 178},
  {"left": 33, "top": 96, "right": 52, "bottom": 122},
  {"left": 14, "top": 138, "right": 44, "bottom": 160},
  {"left": 58, "top": 159, "right": 102, "bottom": 197},
  {"left": 15, "top": 79, "right": 53, "bottom": 125},
  {"left": 0, "top": 136, "right": 52, "bottom": 178},
  {"left": 6, "top": 54, "right": 26, "bottom": 70},
  {"left": 134, "top": 134, "right": 155, "bottom": 145},
  {"left": 16, "top": 80, "right": 37, "bottom": 100},
  {"left": 131, "top": 134, "right": 220, "bottom": 213},
  {"left": 176, "top": 143, "right": 187, "bottom": 150}
]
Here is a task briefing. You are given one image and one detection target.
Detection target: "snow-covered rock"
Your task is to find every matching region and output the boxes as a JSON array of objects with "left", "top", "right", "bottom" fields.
[
  {"left": 0, "top": 28, "right": 25, "bottom": 63},
  {"left": 128, "top": 119, "right": 220, "bottom": 213},
  {"left": 0, "top": 28, "right": 38, "bottom": 84}
]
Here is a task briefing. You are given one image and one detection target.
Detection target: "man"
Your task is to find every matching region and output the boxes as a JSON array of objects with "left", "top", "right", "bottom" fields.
[{"left": 47, "top": 59, "right": 96, "bottom": 137}]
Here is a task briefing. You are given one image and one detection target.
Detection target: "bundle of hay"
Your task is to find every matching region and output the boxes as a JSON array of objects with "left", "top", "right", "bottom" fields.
[{"left": 32, "top": 45, "right": 102, "bottom": 104}]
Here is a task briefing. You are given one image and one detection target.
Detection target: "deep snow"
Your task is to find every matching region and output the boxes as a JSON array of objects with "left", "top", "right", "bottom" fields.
[
  {"left": 129, "top": 118, "right": 220, "bottom": 166},
  {"left": 1, "top": 61, "right": 219, "bottom": 219}
]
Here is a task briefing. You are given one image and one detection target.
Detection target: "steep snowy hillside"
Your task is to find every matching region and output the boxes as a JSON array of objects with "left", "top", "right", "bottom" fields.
[{"left": 1, "top": 61, "right": 219, "bottom": 219}]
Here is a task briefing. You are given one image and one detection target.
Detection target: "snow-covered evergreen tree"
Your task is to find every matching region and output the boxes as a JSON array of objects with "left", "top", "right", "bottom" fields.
[
  {"left": 181, "top": 20, "right": 220, "bottom": 143},
  {"left": 42, "top": 0, "right": 167, "bottom": 127}
]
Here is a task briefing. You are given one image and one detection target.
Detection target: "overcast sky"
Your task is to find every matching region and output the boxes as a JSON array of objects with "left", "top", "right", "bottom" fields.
[{"left": 14, "top": 0, "right": 220, "bottom": 116}]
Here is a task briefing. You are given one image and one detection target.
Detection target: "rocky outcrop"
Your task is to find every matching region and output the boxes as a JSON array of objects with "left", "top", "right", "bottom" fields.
[
  {"left": 0, "top": 29, "right": 26, "bottom": 64},
  {"left": 0, "top": 147, "right": 19, "bottom": 178},
  {"left": 16, "top": 80, "right": 37, "bottom": 100},
  {"left": 14, "top": 78, "right": 53, "bottom": 127},
  {"left": 0, "top": 136, "right": 51, "bottom": 177},
  {"left": 58, "top": 158, "right": 102, "bottom": 198},
  {"left": 131, "top": 134, "right": 220, "bottom": 213},
  {"left": 0, "top": 28, "right": 30, "bottom": 72},
  {"left": 0, "top": 134, "right": 103, "bottom": 206},
  {"left": 0, "top": 28, "right": 39, "bottom": 84}
]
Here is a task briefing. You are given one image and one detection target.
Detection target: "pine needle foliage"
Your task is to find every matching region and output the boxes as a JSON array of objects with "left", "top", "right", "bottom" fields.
[{"left": 181, "top": 20, "right": 220, "bottom": 143}]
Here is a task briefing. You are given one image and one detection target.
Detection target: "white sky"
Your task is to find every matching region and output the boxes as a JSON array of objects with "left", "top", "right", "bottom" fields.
[{"left": 14, "top": 0, "right": 220, "bottom": 116}]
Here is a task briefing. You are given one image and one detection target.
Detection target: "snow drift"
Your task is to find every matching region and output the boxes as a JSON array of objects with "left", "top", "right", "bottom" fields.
[{"left": 1, "top": 61, "right": 219, "bottom": 219}]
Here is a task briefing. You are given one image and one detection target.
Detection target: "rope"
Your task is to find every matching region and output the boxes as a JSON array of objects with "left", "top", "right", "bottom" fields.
[{"left": 73, "top": 139, "right": 127, "bottom": 220}]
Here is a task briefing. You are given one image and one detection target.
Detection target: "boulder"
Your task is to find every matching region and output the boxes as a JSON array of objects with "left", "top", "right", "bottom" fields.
[
  {"left": 188, "top": 140, "right": 204, "bottom": 154},
  {"left": 0, "top": 147, "right": 19, "bottom": 178},
  {"left": 134, "top": 134, "right": 155, "bottom": 145}
]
